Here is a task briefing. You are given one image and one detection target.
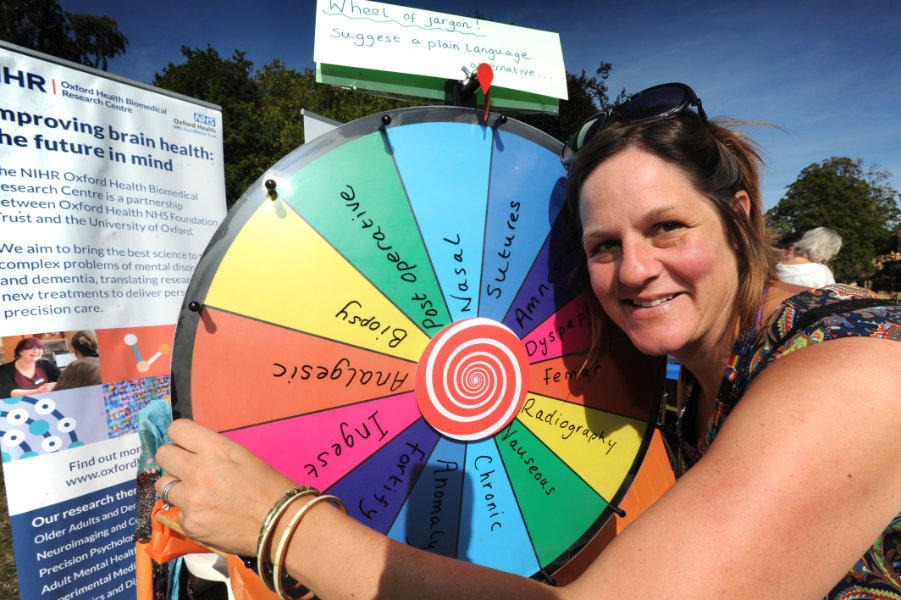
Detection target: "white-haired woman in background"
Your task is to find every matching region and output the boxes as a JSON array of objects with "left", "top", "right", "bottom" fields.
[{"left": 776, "top": 226, "right": 842, "bottom": 288}]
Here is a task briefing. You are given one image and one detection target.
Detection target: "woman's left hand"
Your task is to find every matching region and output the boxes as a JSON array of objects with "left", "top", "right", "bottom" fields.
[{"left": 154, "top": 418, "right": 298, "bottom": 556}]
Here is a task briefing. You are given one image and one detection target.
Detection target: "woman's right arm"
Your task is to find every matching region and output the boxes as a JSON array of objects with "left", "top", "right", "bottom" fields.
[
  {"left": 8, "top": 383, "right": 53, "bottom": 396},
  {"left": 155, "top": 419, "right": 565, "bottom": 600},
  {"left": 157, "top": 337, "right": 901, "bottom": 600}
]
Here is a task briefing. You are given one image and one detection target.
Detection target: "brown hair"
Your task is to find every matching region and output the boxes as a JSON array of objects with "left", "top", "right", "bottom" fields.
[
  {"left": 70, "top": 330, "right": 99, "bottom": 358},
  {"left": 14, "top": 337, "right": 45, "bottom": 359},
  {"left": 565, "top": 112, "right": 778, "bottom": 355},
  {"left": 54, "top": 357, "right": 101, "bottom": 391}
]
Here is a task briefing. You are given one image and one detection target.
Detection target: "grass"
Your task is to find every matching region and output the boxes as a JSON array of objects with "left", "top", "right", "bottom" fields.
[
  {"left": 0, "top": 467, "right": 232, "bottom": 600},
  {"left": 0, "top": 468, "right": 21, "bottom": 599}
]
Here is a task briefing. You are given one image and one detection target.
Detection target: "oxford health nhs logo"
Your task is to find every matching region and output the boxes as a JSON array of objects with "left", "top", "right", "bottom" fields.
[
  {"left": 1, "top": 65, "right": 48, "bottom": 94},
  {"left": 194, "top": 113, "right": 216, "bottom": 127}
]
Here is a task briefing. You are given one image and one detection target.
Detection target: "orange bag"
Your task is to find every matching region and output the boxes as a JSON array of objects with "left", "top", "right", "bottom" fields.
[
  {"left": 147, "top": 500, "right": 209, "bottom": 563},
  {"left": 146, "top": 499, "right": 285, "bottom": 599},
  {"left": 134, "top": 541, "right": 154, "bottom": 600},
  {"left": 226, "top": 554, "right": 281, "bottom": 600}
]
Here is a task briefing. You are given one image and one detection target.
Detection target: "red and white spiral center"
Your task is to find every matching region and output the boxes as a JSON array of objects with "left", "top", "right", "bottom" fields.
[{"left": 416, "top": 318, "right": 530, "bottom": 440}]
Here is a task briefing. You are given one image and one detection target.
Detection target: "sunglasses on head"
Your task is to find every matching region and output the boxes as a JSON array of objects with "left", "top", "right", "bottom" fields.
[{"left": 562, "top": 82, "right": 708, "bottom": 163}]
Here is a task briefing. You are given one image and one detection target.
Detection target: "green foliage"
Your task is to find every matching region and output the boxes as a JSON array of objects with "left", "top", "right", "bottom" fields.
[
  {"left": 153, "top": 45, "right": 273, "bottom": 205},
  {"left": 518, "top": 62, "right": 627, "bottom": 143},
  {"left": 0, "top": 0, "right": 127, "bottom": 70},
  {"left": 152, "top": 50, "right": 415, "bottom": 207},
  {"left": 767, "top": 157, "right": 901, "bottom": 282},
  {"left": 0, "top": 470, "right": 19, "bottom": 599},
  {"left": 466, "top": 10, "right": 626, "bottom": 143},
  {"left": 254, "top": 60, "right": 415, "bottom": 157},
  {"left": 150, "top": 44, "right": 626, "bottom": 207}
]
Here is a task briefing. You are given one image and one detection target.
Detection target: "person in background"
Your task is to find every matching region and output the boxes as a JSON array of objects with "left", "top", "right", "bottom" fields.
[
  {"left": 153, "top": 83, "right": 901, "bottom": 600},
  {"left": 776, "top": 226, "right": 842, "bottom": 288},
  {"left": 775, "top": 233, "right": 799, "bottom": 261},
  {"left": 0, "top": 337, "right": 61, "bottom": 398},
  {"left": 54, "top": 357, "right": 101, "bottom": 391},
  {"left": 70, "top": 330, "right": 100, "bottom": 358}
]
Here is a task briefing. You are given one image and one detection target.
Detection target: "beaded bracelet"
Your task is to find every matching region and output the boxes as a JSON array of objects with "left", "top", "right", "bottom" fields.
[
  {"left": 272, "top": 494, "right": 346, "bottom": 600},
  {"left": 256, "top": 486, "right": 319, "bottom": 591}
]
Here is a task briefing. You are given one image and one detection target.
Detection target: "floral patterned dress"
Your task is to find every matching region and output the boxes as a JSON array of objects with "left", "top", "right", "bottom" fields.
[{"left": 676, "top": 285, "right": 901, "bottom": 599}]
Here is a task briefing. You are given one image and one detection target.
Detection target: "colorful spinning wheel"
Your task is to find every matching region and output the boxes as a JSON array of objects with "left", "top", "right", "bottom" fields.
[{"left": 171, "top": 106, "right": 665, "bottom": 579}]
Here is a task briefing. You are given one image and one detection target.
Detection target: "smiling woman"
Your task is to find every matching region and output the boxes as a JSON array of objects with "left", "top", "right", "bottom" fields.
[
  {"left": 562, "top": 82, "right": 901, "bottom": 598},
  {"left": 578, "top": 148, "right": 744, "bottom": 360},
  {"left": 0, "top": 337, "right": 61, "bottom": 398},
  {"left": 153, "top": 84, "right": 901, "bottom": 600}
]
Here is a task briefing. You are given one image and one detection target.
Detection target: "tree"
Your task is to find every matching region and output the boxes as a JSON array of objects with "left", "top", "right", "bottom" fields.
[
  {"left": 518, "top": 62, "right": 627, "bottom": 143},
  {"left": 467, "top": 11, "right": 627, "bottom": 143},
  {"left": 254, "top": 60, "right": 415, "bottom": 162},
  {"left": 766, "top": 157, "right": 901, "bottom": 282},
  {"left": 150, "top": 40, "right": 625, "bottom": 207},
  {"left": 153, "top": 46, "right": 269, "bottom": 205},
  {"left": 152, "top": 49, "right": 415, "bottom": 206},
  {"left": 0, "top": 0, "right": 127, "bottom": 70}
]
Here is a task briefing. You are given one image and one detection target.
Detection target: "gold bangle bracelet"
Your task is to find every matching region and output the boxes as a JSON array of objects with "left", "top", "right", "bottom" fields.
[
  {"left": 256, "top": 486, "right": 319, "bottom": 592},
  {"left": 272, "top": 494, "right": 346, "bottom": 600}
]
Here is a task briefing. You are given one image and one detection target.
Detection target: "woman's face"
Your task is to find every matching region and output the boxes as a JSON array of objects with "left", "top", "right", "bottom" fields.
[
  {"left": 20, "top": 346, "right": 44, "bottom": 361},
  {"left": 578, "top": 147, "right": 741, "bottom": 359}
]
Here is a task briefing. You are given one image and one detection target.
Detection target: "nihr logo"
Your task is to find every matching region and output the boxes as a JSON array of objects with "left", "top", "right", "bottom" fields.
[
  {"left": 1, "top": 66, "right": 47, "bottom": 93},
  {"left": 194, "top": 113, "right": 216, "bottom": 127}
]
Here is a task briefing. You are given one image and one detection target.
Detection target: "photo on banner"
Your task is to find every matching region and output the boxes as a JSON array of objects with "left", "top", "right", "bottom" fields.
[{"left": 0, "top": 40, "right": 226, "bottom": 599}]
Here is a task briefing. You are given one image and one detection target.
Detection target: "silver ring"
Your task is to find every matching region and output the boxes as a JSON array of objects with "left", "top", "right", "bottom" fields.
[{"left": 161, "top": 478, "right": 181, "bottom": 508}]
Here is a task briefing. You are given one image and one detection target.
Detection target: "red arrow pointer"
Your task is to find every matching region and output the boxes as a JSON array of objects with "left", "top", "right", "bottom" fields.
[{"left": 477, "top": 63, "right": 493, "bottom": 120}]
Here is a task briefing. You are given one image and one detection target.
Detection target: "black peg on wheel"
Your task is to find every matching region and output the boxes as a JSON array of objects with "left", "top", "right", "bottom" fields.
[
  {"left": 378, "top": 114, "right": 392, "bottom": 132},
  {"left": 265, "top": 179, "right": 277, "bottom": 199},
  {"left": 188, "top": 301, "right": 203, "bottom": 313}
]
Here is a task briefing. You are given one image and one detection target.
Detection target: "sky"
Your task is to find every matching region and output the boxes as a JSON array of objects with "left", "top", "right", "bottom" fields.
[{"left": 60, "top": 0, "right": 901, "bottom": 211}]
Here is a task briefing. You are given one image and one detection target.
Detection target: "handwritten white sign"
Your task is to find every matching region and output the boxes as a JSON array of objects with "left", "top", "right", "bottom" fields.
[{"left": 314, "top": 0, "right": 568, "bottom": 101}]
